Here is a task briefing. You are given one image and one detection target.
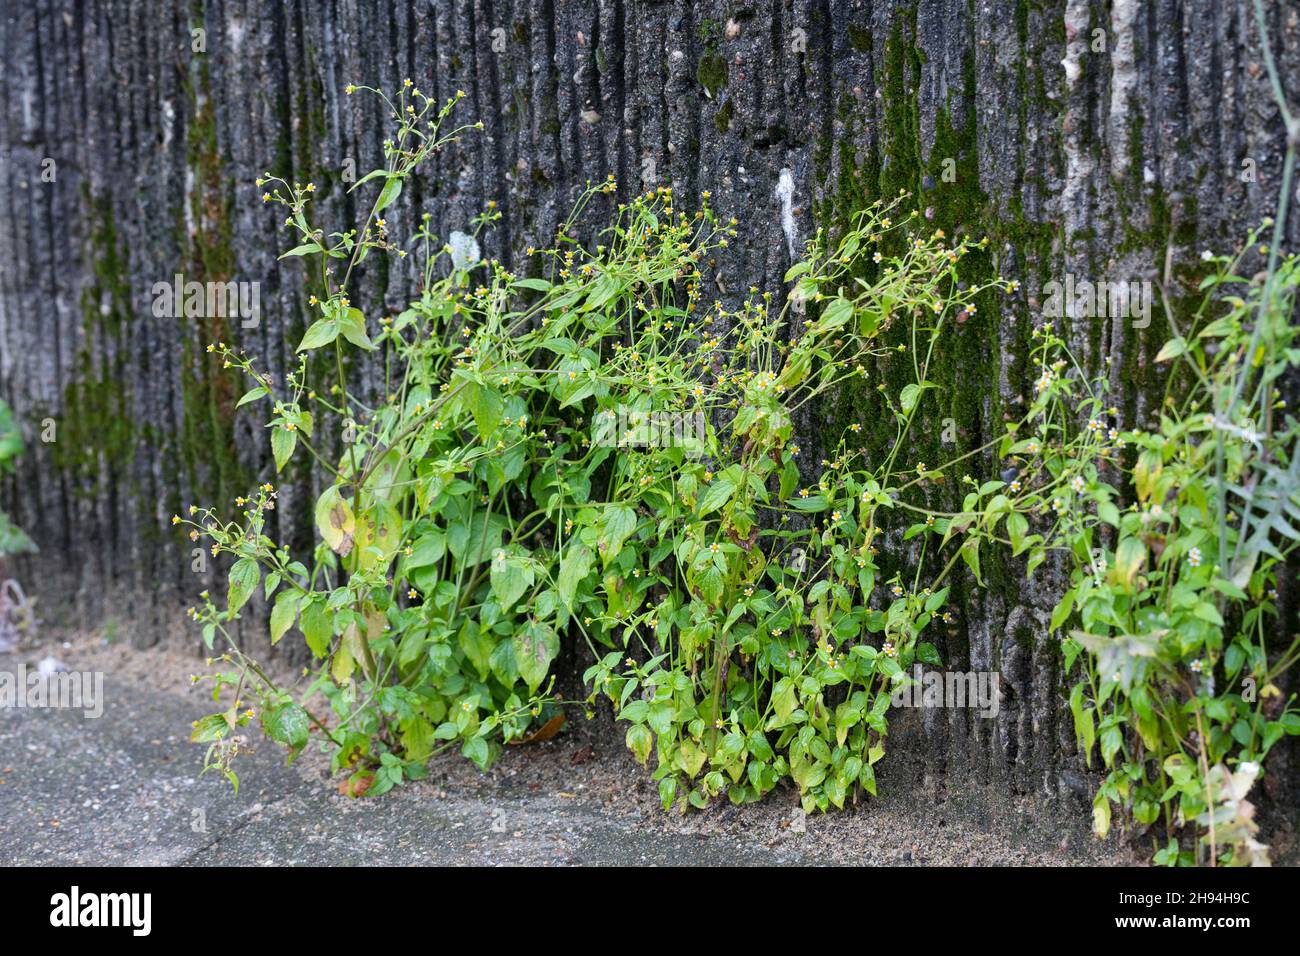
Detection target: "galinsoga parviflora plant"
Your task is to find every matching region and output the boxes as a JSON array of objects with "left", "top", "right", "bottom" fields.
[{"left": 175, "top": 75, "right": 1299, "bottom": 865}]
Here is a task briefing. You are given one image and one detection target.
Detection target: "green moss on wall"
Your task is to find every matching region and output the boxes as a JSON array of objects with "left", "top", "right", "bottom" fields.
[
  {"left": 697, "top": 51, "right": 728, "bottom": 99},
  {"left": 53, "top": 190, "right": 136, "bottom": 489},
  {"left": 174, "top": 52, "right": 248, "bottom": 512}
]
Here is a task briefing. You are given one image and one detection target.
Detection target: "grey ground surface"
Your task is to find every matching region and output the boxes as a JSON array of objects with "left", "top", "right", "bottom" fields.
[{"left": 0, "top": 636, "right": 1141, "bottom": 866}]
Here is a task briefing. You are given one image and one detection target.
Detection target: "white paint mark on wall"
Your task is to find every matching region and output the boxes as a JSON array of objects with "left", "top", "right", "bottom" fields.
[
  {"left": 775, "top": 168, "right": 797, "bottom": 260},
  {"left": 1108, "top": 0, "right": 1139, "bottom": 178}
]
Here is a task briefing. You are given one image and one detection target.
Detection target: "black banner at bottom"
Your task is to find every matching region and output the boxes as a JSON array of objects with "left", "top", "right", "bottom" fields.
[{"left": 0, "top": 864, "right": 1283, "bottom": 941}]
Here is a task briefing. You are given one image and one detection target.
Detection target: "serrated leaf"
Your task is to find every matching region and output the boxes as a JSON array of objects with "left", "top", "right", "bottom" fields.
[
  {"left": 558, "top": 543, "right": 593, "bottom": 608},
  {"left": 297, "top": 318, "right": 339, "bottom": 351},
  {"left": 227, "top": 557, "right": 260, "bottom": 613},
  {"left": 338, "top": 307, "right": 376, "bottom": 350},
  {"left": 262, "top": 702, "right": 311, "bottom": 752},
  {"left": 271, "top": 425, "right": 297, "bottom": 472},
  {"left": 467, "top": 383, "right": 503, "bottom": 438},
  {"left": 299, "top": 599, "right": 333, "bottom": 658},
  {"left": 490, "top": 555, "right": 533, "bottom": 612},
  {"left": 270, "top": 590, "right": 300, "bottom": 645},
  {"left": 697, "top": 473, "right": 737, "bottom": 516},
  {"left": 513, "top": 620, "right": 559, "bottom": 692},
  {"left": 601, "top": 505, "right": 638, "bottom": 561}
]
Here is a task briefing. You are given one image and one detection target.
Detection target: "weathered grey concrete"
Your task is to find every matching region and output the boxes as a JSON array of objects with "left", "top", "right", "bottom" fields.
[{"left": 0, "top": 646, "right": 1147, "bottom": 865}]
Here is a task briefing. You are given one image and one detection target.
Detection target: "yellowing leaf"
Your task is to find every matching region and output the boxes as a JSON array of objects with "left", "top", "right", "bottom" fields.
[
  {"left": 1110, "top": 537, "right": 1146, "bottom": 591},
  {"left": 314, "top": 487, "right": 355, "bottom": 556}
]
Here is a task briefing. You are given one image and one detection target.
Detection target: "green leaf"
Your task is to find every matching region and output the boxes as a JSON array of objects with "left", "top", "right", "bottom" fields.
[
  {"left": 262, "top": 702, "right": 311, "bottom": 752},
  {"left": 697, "top": 565, "right": 724, "bottom": 606},
  {"left": 227, "top": 558, "right": 260, "bottom": 613},
  {"left": 490, "top": 555, "right": 533, "bottom": 612},
  {"left": 558, "top": 544, "right": 594, "bottom": 609},
  {"left": 299, "top": 600, "right": 333, "bottom": 658},
  {"left": 466, "top": 382, "right": 504, "bottom": 438},
  {"left": 458, "top": 621, "right": 492, "bottom": 681},
  {"left": 271, "top": 426, "right": 297, "bottom": 472},
  {"left": 697, "top": 473, "right": 737, "bottom": 516},
  {"left": 582, "top": 274, "right": 620, "bottom": 312},
  {"left": 819, "top": 297, "right": 853, "bottom": 331},
  {"left": 915, "top": 642, "right": 942, "bottom": 666},
  {"left": 236, "top": 386, "right": 267, "bottom": 408},
  {"left": 375, "top": 175, "right": 403, "bottom": 213},
  {"left": 338, "top": 307, "right": 376, "bottom": 350},
  {"left": 601, "top": 505, "right": 638, "bottom": 560},
  {"left": 1050, "top": 588, "right": 1076, "bottom": 632},
  {"left": 513, "top": 620, "right": 559, "bottom": 692},
  {"left": 270, "top": 591, "right": 301, "bottom": 645},
  {"left": 278, "top": 243, "right": 324, "bottom": 259},
  {"left": 347, "top": 168, "right": 388, "bottom": 191},
  {"left": 489, "top": 638, "right": 519, "bottom": 686},
  {"left": 1155, "top": 337, "right": 1188, "bottom": 362},
  {"left": 784, "top": 260, "right": 811, "bottom": 282},
  {"left": 788, "top": 494, "right": 829, "bottom": 512},
  {"left": 297, "top": 318, "right": 339, "bottom": 351},
  {"left": 190, "top": 713, "right": 232, "bottom": 743},
  {"left": 1006, "top": 511, "right": 1028, "bottom": 550}
]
